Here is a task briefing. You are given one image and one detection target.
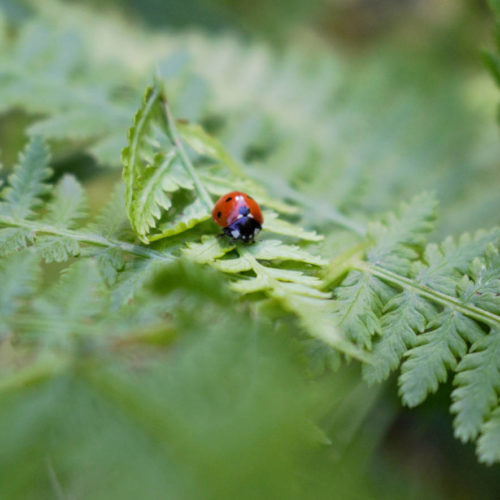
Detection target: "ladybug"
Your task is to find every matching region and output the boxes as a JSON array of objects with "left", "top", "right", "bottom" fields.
[{"left": 212, "top": 191, "right": 263, "bottom": 242}]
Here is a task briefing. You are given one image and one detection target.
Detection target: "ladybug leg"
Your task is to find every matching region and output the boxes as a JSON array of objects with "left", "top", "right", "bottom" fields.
[{"left": 221, "top": 227, "right": 234, "bottom": 240}]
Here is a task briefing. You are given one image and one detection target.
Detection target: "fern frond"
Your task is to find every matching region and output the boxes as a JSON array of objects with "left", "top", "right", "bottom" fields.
[
  {"left": 85, "top": 184, "right": 129, "bottom": 285},
  {"left": 399, "top": 310, "right": 484, "bottom": 407},
  {"left": 122, "top": 82, "right": 213, "bottom": 242},
  {"left": 366, "top": 192, "right": 437, "bottom": 274},
  {"left": 262, "top": 211, "right": 322, "bottom": 241},
  {"left": 86, "top": 182, "right": 129, "bottom": 239},
  {"left": 184, "top": 236, "right": 365, "bottom": 360},
  {"left": 34, "top": 235, "right": 80, "bottom": 263},
  {"left": 333, "top": 271, "right": 393, "bottom": 349},
  {"left": 42, "top": 174, "right": 87, "bottom": 228},
  {"left": 451, "top": 328, "right": 500, "bottom": 442},
  {"left": 317, "top": 189, "right": 500, "bottom": 462},
  {"left": 477, "top": 406, "right": 500, "bottom": 465},
  {"left": 1, "top": 5, "right": 499, "bottom": 470},
  {"left": 200, "top": 172, "right": 298, "bottom": 216},
  {"left": 179, "top": 123, "right": 297, "bottom": 215},
  {"left": 0, "top": 136, "right": 51, "bottom": 219},
  {"left": 0, "top": 252, "right": 39, "bottom": 319},
  {"left": 148, "top": 198, "right": 210, "bottom": 241},
  {"left": 0, "top": 141, "right": 173, "bottom": 268},
  {"left": 362, "top": 289, "right": 436, "bottom": 383},
  {"left": 330, "top": 194, "right": 436, "bottom": 350},
  {"left": 0, "top": 228, "right": 34, "bottom": 257},
  {"left": 360, "top": 230, "right": 500, "bottom": 394},
  {"left": 32, "top": 260, "right": 105, "bottom": 342},
  {"left": 122, "top": 84, "right": 176, "bottom": 238},
  {"left": 461, "top": 246, "right": 500, "bottom": 314},
  {"left": 27, "top": 106, "right": 129, "bottom": 142},
  {"left": 177, "top": 122, "right": 244, "bottom": 178},
  {"left": 415, "top": 230, "right": 500, "bottom": 295},
  {"left": 0, "top": 139, "right": 86, "bottom": 262}
]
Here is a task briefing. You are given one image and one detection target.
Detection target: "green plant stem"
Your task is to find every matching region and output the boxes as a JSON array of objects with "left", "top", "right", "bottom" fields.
[
  {"left": 356, "top": 261, "right": 500, "bottom": 328},
  {"left": 0, "top": 215, "right": 173, "bottom": 261},
  {"left": 323, "top": 242, "right": 370, "bottom": 284},
  {"left": 252, "top": 171, "right": 367, "bottom": 236}
]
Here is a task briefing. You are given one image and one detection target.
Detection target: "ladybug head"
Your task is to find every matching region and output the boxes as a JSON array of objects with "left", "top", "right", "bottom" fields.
[{"left": 223, "top": 215, "right": 261, "bottom": 243}]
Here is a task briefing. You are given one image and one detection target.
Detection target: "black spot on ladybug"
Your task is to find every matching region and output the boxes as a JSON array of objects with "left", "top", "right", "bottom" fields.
[
  {"left": 225, "top": 197, "right": 232, "bottom": 202},
  {"left": 217, "top": 211, "right": 222, "bottom": 218},
  {"left": 247, "top": 195, "right": 254, "bottom": 200}
]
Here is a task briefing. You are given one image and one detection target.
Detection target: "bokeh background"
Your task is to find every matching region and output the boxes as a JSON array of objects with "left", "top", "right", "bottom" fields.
[{"left": 0, "top": 0, "right": 499, "bottom": 498}]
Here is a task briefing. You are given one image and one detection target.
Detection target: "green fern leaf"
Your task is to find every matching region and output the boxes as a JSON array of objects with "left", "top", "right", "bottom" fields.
[
  {"left": 0, "top": 228, "right": 34, "bottom": 257},
  {"left": 129, "top": 150, "right": 192, "bottom": 239},
  {"left": 110, "top": 258, "right": 168, "bottom": 308},
  {"left": 329, "top": 194, "right": 437, "bottom": 351},
  {"left": 42, "top": 174, "right": 87, "bottom": 228},
  {"left": 32, "top": 260, "right": 104, "bottom": 341},
  {"left": 477, "top": 406, "right": 500, "bottom": 465},
  {"left": 94, "top": 247, "right": 126, "bottom": 287},
  {"left": 451, "top": 328, "right": 500, "bottom": 442},
  {"left": 367, "top": 192, "right": 437, "bottom": 274},
  {"left": 462, "top": 246, "right": 500, "bottom": 314},
  {"left": 362, "top": 289, "right": 436, "bottom": 383},
  {"left": 399, "top": 311, "right": 484, "bottom": 407},
  {"left": 415, "top": 230, "right": 500, "bottom": 295},
  {"left": 0, "top": 136, "right": 51, "bottom": 219},
  {"left": 0, "top": 252, "right": 39, "bottom": 317},
  {"left": 28, "top": 106, "right": 129, "bottom": 141},
  {"left": 122, "top": 82, "right": 212, "bottom": 242},
  {"left": 333, "top": 271, "right": 393, "bottom": 349},
  {"left": 86, "top": 183, "right": 130, "bottom": 239},
  {"left": 303, "top": 338, "right": 342, "bottom": 376},
  {"left": 183, "top": 235, "right": 235, "bottom": 263},
  {"left": 183, "top": 236, "right": 365, "bottom": 360},
  {"left": 201, "top": 172, "right": 297, "bottom": 215},
  {"left": 122, "top": 84, "right": 176, "bottom": 239},
  {"left": 148, "top": 198, "right": 210, "bottom": 241},
  {"left": 246, "top": 239, "right": 326, "bottom": 265},
  {"left": 262, "top": 211, "right": 322, "bottom": 241},
  {"left": 178, "top": 122, "right": 243, "bottom": 177},
  {"left": 179, "top": 123, "right": 297, "bottom": 215},
  {"left": 89, "top": 135, "right": 128, "bottom": 167},
  {"left": 34, "top": 235, "right": 80, "bottom": 263}
]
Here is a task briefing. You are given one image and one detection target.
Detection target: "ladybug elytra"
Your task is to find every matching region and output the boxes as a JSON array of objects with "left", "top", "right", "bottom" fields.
[{"left": 212, "top": 191, "right": 263, "bottom": 242}]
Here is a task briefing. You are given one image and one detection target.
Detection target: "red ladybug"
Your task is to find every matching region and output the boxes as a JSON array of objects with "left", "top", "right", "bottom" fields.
[{"left": 212, "top": 191, "right": 263, "bottom": 242}]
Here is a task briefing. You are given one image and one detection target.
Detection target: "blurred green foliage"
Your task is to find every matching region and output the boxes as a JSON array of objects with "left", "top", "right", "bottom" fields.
[{"left": 0, "top": 0, "right": 500, "bottom": 498}]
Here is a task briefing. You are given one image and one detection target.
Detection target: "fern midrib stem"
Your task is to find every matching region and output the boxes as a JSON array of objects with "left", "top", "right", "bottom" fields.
[
  {"left": 0, "top": 215, "right": 173, "bottom": 261},
  {"left": 336, "top": 272, "right": 369, "bottom": 328},
  {"left": 178, "top": 123, "right": 247, "bottom": 179},
  {"left": 252, "top": 172, "right": 367, "bottom": 236},
  {"left": 160, "top": 94, "right": 213, "bottom": 212},
  {"left": 357, "top": 261, "right": 500, "bottom": 328}
]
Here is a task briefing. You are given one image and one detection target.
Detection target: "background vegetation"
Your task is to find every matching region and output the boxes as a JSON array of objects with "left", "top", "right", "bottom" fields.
[{"left": 0, "top": 0, "right": 499, "bottom": 498}]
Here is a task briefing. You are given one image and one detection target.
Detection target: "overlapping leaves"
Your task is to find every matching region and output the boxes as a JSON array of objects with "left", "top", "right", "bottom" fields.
[
  {"left": 326, "top": 192, "right": 500, "bottom": 463},
  {"left": 121, "top": 79, "right": 361, "bottom": 359}
]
